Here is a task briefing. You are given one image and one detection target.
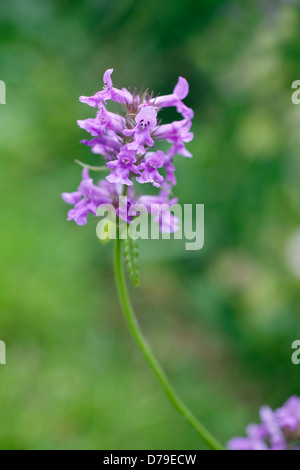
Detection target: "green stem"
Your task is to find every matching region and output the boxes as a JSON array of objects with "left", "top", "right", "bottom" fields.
[{"left": 113, "top": 234, "right": 224, "bottom": 450}]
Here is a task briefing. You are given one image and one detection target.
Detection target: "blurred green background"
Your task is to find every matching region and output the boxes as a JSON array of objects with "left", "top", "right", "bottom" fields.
[{"left": 0, "top": 0, "right": 300, "bottom": 450}]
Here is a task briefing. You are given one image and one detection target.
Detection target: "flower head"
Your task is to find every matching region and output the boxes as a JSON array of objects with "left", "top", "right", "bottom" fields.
[
  {"left": 62, "top": 69, "right": 194, "bottom": 231},
  {"left": 136, "top": 150, "right": 165, "bottom": 188}
]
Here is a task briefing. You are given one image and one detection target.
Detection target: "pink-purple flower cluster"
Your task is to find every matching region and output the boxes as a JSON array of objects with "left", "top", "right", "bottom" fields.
[
  {"left": 62, "top": 69, "right": 193, "bottom": 230},
  {"left": 228, "top": 396, "right": 300, "bottom": 450}
]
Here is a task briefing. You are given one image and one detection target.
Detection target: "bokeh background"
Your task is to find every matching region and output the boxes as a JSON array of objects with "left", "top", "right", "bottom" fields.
[{"left": 0, "top": 0, "right": 300, "bottom": 450}]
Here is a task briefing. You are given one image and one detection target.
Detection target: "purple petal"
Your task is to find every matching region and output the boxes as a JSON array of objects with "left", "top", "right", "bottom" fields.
[
  {"left": 174, "top": 76, "right": 189, "bottom": 100},
  {"left": 103, "top": 68, "right": 113, "bottom": 88},
  {"left": 61, "top": 191, "right": 81, "bottom": 205}
]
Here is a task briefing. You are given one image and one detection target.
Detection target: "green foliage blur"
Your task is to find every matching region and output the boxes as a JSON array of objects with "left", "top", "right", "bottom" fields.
[{"left": 0, "top": 0, "right": 300, "bottom": 450}]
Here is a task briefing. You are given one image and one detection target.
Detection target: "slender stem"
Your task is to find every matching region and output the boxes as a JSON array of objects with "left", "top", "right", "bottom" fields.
[{"left": 113, "top": 234, "right": 224, "bottom": 450}]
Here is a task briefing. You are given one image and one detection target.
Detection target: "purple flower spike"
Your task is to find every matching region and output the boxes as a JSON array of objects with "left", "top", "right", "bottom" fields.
[
  {"left": 228, "top": 396, "right": 300, "bottom": 451},
  {"left": 137, "top": 150, "right": 165, "bottom": 188},
  {"left": 63, "top": 69, "right": 194, "bottom": 232}
]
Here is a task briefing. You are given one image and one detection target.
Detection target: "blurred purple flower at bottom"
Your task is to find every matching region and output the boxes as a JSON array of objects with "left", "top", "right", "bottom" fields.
[{"left": 228, "top": 396, "right": 300, "bottom": 451}]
